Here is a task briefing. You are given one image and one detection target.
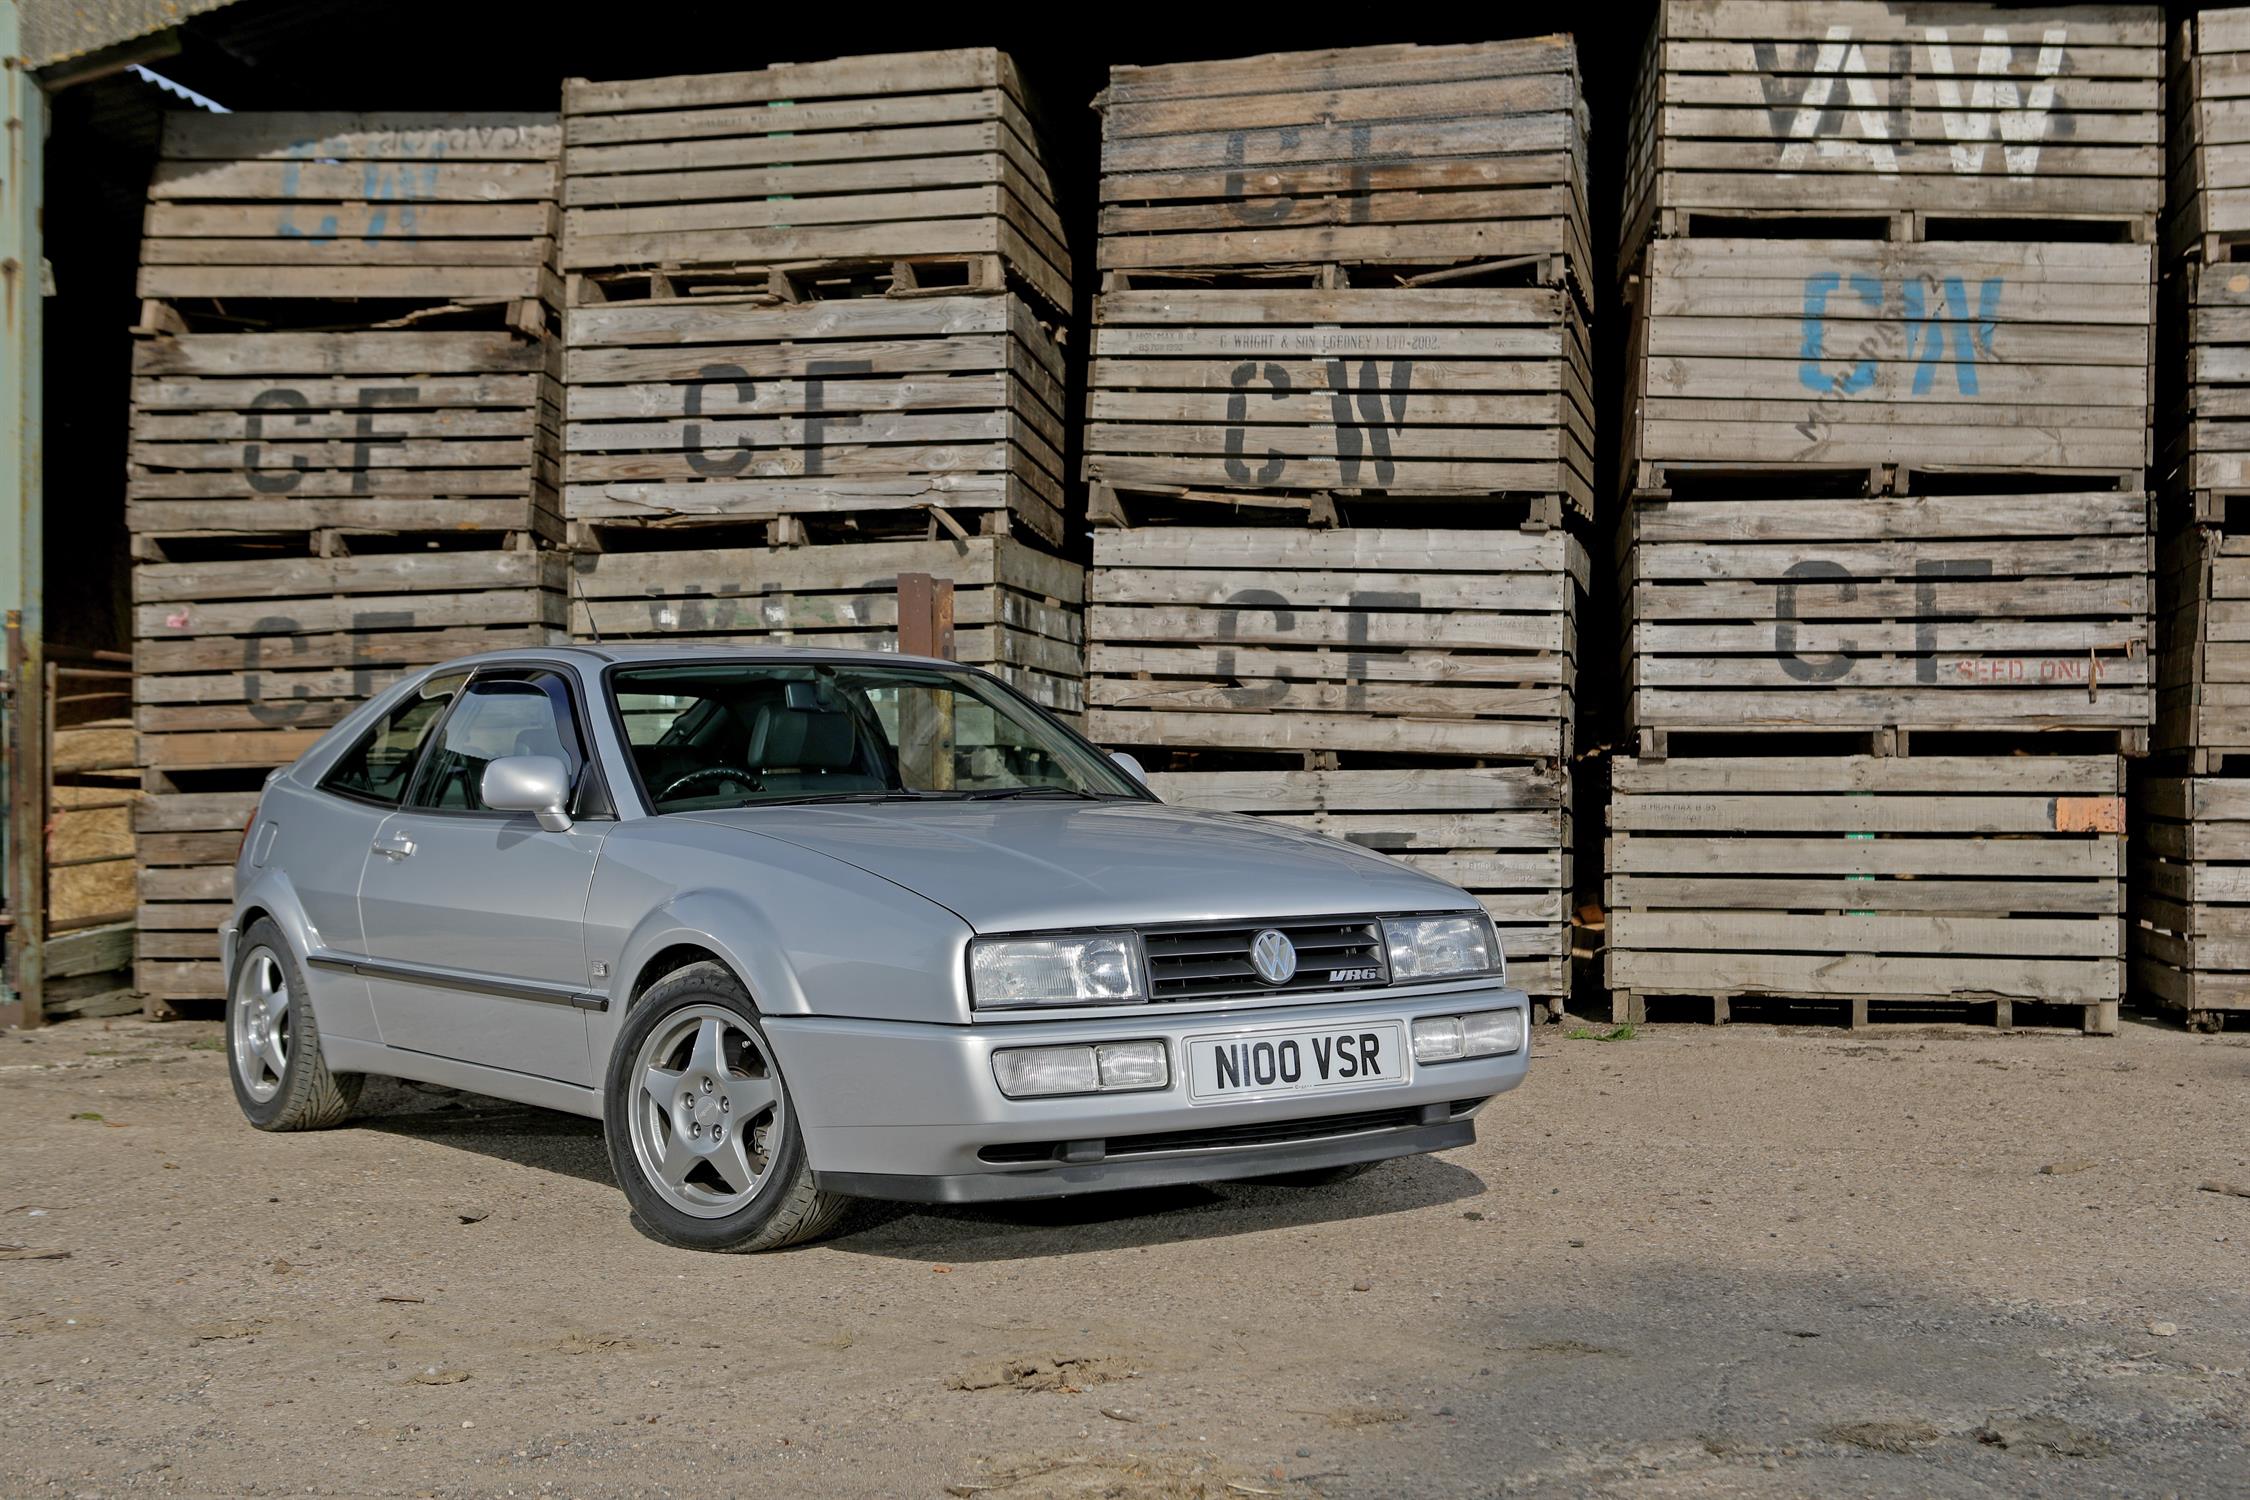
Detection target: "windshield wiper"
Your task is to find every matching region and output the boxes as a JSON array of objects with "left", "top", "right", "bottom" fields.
[
  {"left": 956, "top": 786, "right": 1106, "bottom": 801},
  {"left": 749, "top": 790, "right": 933, "bottom": 806}
]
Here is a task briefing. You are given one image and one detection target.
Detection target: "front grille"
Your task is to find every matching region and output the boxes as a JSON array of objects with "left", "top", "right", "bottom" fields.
[{"left": 1140, "top": 917, "right": 1389, "bottom": 1002}]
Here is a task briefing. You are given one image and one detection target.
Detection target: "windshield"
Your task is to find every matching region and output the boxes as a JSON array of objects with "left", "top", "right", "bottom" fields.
[{"left": 609, "top": 661, "right": 1145, "bottom": 813}]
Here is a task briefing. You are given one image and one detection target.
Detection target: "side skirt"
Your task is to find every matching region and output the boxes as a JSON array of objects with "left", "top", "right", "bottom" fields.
[{"left": 323, "top": 1036, "right": 606, "bottom": 1120}]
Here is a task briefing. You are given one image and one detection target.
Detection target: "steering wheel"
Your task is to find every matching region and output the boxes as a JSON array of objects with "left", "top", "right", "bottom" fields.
[{"left": 658, "top": 765, "right": 764, "bottom": 802}]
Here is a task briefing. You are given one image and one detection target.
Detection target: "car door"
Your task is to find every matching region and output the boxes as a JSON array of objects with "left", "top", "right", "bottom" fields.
[
  {"left": 286, "top": 670, "right": 467, "bottom": 1041},
  {"left": 357, "top": 666, "right": 610, "bottom": 1086}
]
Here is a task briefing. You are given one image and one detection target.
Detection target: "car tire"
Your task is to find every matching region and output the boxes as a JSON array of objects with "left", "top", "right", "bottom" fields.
[
  {"left": 1246, "top": 1160, "right": 1383, "bottom": 1188},
  {"left": 228, "top": 917, "right": 364, "bottom": 1131},
  {"left": 603, "top": 961, "right": 854, "bottom": 1254}
]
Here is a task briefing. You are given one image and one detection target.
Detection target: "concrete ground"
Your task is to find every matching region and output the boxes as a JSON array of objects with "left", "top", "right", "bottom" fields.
[{"left": 1, "top": 1012, "right": 2245, "bottom": 1499}]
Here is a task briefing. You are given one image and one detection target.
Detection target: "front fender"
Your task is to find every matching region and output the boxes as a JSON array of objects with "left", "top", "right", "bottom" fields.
[{"left": 582, "top": 821, "right": 976, "bottom": 1071}]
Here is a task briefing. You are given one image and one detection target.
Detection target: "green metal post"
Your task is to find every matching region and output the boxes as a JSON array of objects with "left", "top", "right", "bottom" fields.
[{"left": 0, "top": 0, "right": 44, "bottom": 1027}]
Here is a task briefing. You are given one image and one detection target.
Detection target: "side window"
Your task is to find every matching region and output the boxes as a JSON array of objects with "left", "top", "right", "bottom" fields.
[
  {"left": 407, "top": 670, "right": 588, "bottom": 813},
  {"left": 320, "top": 672, "right": 466, "bottom": 807}
]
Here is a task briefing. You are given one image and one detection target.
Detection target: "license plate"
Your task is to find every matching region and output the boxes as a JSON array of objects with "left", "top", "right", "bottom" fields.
[{"left": 1186, "top": 1022, "right": 1407, "bottom": 1102}]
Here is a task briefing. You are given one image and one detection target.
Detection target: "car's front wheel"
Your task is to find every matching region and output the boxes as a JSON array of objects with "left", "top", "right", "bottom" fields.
[{"left": 602, "top": 962, "right": 853, "bottom": 1253}]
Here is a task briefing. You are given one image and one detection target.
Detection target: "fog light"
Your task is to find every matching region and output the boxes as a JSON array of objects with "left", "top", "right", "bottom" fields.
[
  {"left": 993, "top": 1041, "right": 1170, "bottom": 1099},
  {"left": 1411, "top": 1016, "right": 1467, "bottom": 1062},
  {"left": 992, "top": 1046, "right": 1098, "bottom": 1098},
  {"left": 1462, "top": 1009, "right": 1524, "bottom": 1057},
  {"left": 1413, "top": 1009, "right": 1525, "bottom": 1064},
  {"left": 1096, "top": 1040, "right": 1168, "bottom": 1090}
]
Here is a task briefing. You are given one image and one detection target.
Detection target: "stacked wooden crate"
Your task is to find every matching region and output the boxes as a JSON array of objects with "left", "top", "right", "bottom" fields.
[
  {"left": 2137, "top": 7, "right": 2250, "bottom": 1030},
  {"left": 1608, "top": 1, "right": 2163, "bottom": 1034},
  {"left": 558, "top": 51, "right": 1082, "bottom": 713},
  {"left": 1090, "top": 39, "right": 1591, "bottom": 1009},
  {"left": 130, "top": 111, "right": 567, "bottom": 1014}
]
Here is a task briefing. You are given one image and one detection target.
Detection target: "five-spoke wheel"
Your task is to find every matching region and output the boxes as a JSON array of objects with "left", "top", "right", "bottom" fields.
[
  {"left": 628, "top": 1005, "right": 784, "bottom": 1217},
  {"left": 231, "top": 946, "right": 293, "bottom": 1103},
  {"left": 226, "top": 917, "right": 361, "bottom": 1131}
]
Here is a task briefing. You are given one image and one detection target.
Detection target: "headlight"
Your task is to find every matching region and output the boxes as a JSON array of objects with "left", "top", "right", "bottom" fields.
[
  {"left": 971, "top": 933, "right": 1144, "bottom": 1007},
  {"left": 1383, "top": 913, "right": 1502, "bottom": 981}
]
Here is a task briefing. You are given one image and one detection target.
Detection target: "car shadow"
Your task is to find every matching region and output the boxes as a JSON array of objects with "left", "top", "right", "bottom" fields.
[
  {"left": 354, "top": 1080, "right": 616, "bottom": 1189},
  {"left": 823, "top": 1152, "right": 1488, "bottom": 1263},
  {"left": 347, "top": 1080, "right": 1489, "bottom": 1258}
]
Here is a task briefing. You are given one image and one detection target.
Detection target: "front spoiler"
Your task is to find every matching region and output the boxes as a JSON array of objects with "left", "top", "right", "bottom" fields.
[{"left": 813, "top": 1114, "right": 1473, "bottom": 1204}]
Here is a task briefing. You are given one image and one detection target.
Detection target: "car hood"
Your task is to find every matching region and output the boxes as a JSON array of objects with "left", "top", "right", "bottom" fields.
[{"left": 678, "top": 799, "right": 1471, "bottom": 932}]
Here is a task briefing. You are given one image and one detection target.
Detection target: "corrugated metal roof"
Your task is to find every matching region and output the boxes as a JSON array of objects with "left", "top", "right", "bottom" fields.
[{"left": 20, "top": 0, "right": 243, "bottom": 71}]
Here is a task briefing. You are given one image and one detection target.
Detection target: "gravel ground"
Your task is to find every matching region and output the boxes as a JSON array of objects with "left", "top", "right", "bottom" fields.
[{"left": 1, "top": 1012, "right": 2246, "bottom": 1499}]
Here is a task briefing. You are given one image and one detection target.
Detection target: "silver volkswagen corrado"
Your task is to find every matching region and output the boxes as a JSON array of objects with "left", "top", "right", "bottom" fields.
[{"left": 225, "top": 646, "right": 1530, "bottom": 1251}]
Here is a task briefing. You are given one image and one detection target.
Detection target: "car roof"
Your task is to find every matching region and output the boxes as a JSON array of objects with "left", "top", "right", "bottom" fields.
[{"left": 429, "top": 643, "right": 967, "bottom": 673}]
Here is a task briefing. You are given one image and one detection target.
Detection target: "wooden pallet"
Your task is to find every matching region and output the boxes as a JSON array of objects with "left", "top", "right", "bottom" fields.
[
  {"left": 1620, "top": 0, "right": 2164, "bottom": 274},
  {"left": 2131, "top": 772, "right": 2250, "bottom": 1028},
  {"left": 1624, "top": 238, "right": 2155, "bottom": 487},
  {"left": 1087, "top": 288, "right": 1592, "bottom": 519},
  {"left": 140, "top": 111, "right": 561, "bottom": 306},
  {"left": 569, "top": 535, "right": 1083, "bottom": 717},
  {"left": 1623, "top": 489, "right": 2154, "bottom": 735},
  {"left": 49, "top": 719, "right": 137, "bottom": 937},
  {"left": 1605, "top": 754, "right": 2126, "bottom": 1023},
  {"left": 1143, "top": 766, "right": 1570, "bottom": 1006},
  {"left": 134, "top": 791, "right": 260, "bottom": 1013},
  {"left": 2166, "top": 9, "right": 2250, "bottom": 266},
  {"left": 1098, "top": 38, "right": 1589, "bottom": 286},
  {"left": 1611, "top": 991, "right": 2112, "bottom": 1032},
  {"left": 1087, "top": 527, "right": 1583, "bottom": 760},
  {"left": 560, "top": 51, "right": 1070, "bottom": 316},
  {"left": 128, "top": 327, "right": 563, "bottom": 548},
  {"left": 2154, "top": 525, "right": 2250, "bottom": 762},
  {"left": 563, "top": 291, "right": 1065, "bottom": 548},
  {"left": 133, "top": 547, "right": 569, "bottom": 781}
]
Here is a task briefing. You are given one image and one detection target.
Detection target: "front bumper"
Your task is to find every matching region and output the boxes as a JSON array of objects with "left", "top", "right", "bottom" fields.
[{"left": 765, "top": 983, "right": 1530, "bottom": 1203}]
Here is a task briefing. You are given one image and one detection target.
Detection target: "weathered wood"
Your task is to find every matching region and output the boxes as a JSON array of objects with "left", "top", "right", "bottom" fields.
[
  {"left": 1100, "top": 39, "right": 1589, "bottom": 282},
  {"left": 2130, "top": 769, "right": 2250, "bottom": 1017},
  {"left": 1088, "top": 528, "right": 1581, "bottom": 761},
  {"left": 128, "top": 329, "right": 562, "bottom": 544},
  {"left": 131, "top": 792, "right": 261, "bottom": 1004},
  {"left": 140, "top": 112, "right": 560, "bottom": 305},
  {"left": 571, "top": 536, "right": 1083, "bottom": 716},
  {"left": 1623, "top": 1, "right": 2164, "bottom": 268},
  {"left": 561, "top": 51, "right": 1068, "bottom": 314},
  {"left": 564, "top": 293, "right": 1063, "bottom": 547},
  {"left": 1605, "top": 752, "right": 2126, "bottom": 1009},
  {"left": 1624, "top": 489, "right": 2153, "bottom": 735},
  {"left": 2166, "top": 10, "right": 2250, "bottom": 263},
  {"left": 1088, "top": 288, "right": 1591, "bottom": 518},
  {"left": 1144, "top": 766, "right": 1570, "bottom": 1001},
  {"left": 1625, "top": 238, "right": 2155, "bottom": 483}
]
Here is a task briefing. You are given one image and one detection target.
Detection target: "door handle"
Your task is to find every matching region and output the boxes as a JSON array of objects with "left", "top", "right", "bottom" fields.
[{"left": 371, "top": 832, "right": 416, "bottom": 860}]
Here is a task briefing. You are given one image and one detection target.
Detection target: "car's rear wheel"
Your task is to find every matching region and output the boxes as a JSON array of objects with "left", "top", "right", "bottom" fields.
[
  {"left": 228, "top": 917, "right": 362, "bottom": 1131},
  {"left": 603, "top": 962, "right": 853, "bottom": 1253}
]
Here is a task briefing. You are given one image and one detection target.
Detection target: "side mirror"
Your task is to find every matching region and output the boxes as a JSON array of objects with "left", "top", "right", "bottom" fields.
[
  {"left": 1110, "top": 751, "right": 1150, "bottom": 790},
  {"left": 482, "top": 755, "right": 573, "bottom": 833}
]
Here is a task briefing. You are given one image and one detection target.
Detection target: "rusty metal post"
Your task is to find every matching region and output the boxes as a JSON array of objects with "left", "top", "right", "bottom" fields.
[{"left": 895, "top": 573, "right": 955, "bottom": 660}]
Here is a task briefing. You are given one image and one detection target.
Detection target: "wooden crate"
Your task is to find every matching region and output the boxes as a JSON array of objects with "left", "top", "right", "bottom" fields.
[
  {"left": 1087, "top": 527, "right": 1583, "bottom": 760},
  {"left": 2168, "top": 260, "right": 2250, "bottom": 516},
  {"left": 128, "top": 329, "right": 562, "bottom": 547},
  {"left": 2131, "top": 772, "right": 2250, "bottom": 1026},
  {"left": 1144, "top": 767, "right": 1570, "bottom": 1005},
  {"left": 1624, "top": 489, "right": 2154, "bottom": 736},
  {"left": 564, "top": 292, "right": 1065, "bottom": 547},
  {"left": 1606, "top": 754, "right": 2125, "bottom": 1031},
  {"left": 2153, "top": 525, "right": 2250, "bottom": 761},
  {"left": 140, "top": 112, "right": 561, "bottom": 305},
  {"left": 133, "top": 548, "right": 568, "bottom": 782},
  {"left": 1087, "top": 288, "right": 1591, "bottom": 518},
  {"left": 1624, "top": 238, "right": 2154, "bottom": 488},
  {"left": 2166, "top": 8, "right": 2250, "bottom": 265},
  {"left": 135, "top": 791, "right": 260, "bottom": 1010},
  {"left": 561, "top": 51, "right": 1069, "bottom": 314},
  {"left": 48, "top": 720, "right": 137, "bottom": 932},
  {"left": 569, "top": 536, "right": 1083, "bottom": 717},
  {"left": 1098, "top": 38, "right": 1588, "bottom": 284},
  {"left": 1622, "top": 0, "right": 2164, "bottom": 265}
]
